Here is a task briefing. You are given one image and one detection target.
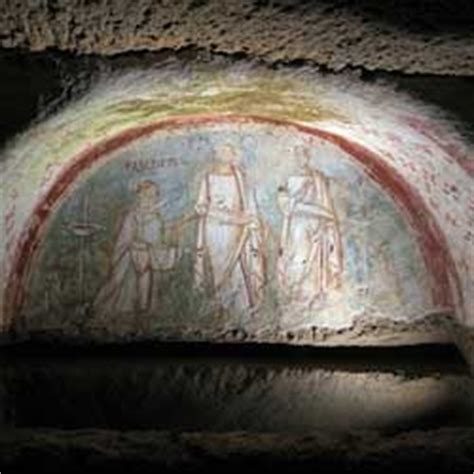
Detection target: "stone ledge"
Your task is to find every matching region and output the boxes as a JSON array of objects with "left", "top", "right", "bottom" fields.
[{"left": 10, "top": 311, "right": 454, "bottom": 349}]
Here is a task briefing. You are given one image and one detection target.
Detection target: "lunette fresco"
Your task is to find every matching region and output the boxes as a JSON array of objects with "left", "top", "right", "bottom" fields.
[
  {"left": 21, "top": 122, "right": 437, "bottom": 338},
  {"left": 1, "top": 65, "right": 471, "bottom": 340}
]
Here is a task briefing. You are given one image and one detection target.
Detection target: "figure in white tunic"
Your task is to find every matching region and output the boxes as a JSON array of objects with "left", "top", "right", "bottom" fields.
[
  {"left": 277, "top": 148, "right": 343, "bottom": 309},
  {"left": 93, "top": 180, "right": 179, "bottom": 321},
  {"left": 194, "top": 144, "right": 266, "bottom": 317}
]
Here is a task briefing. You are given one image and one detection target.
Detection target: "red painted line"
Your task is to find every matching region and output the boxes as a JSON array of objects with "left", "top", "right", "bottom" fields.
[{"left": 3, "top": 114, "right": 461, "bottom": 325}]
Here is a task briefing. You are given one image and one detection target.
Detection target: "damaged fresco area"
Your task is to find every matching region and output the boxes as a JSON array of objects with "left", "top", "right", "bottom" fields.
[{"left": 22, "top": 122, "right": 436, "bottom": 340}]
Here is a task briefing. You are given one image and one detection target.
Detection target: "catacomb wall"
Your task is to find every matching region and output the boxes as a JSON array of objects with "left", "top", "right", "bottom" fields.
[
  {"left": 0, "top": 60, "right": 471, "bottom": 356},
  {"left": 0, "top": 1, "right": 472, "bottom": 368}
]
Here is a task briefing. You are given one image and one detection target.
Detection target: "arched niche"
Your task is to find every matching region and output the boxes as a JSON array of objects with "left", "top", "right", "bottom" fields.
[{"left": 4, "top": 115, "right": 459, "bottom": 345}]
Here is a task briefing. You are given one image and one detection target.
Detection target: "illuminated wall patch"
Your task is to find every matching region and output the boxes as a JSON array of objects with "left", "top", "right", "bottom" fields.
[
  {"left": 18, "top": 120, "right": 440, "bottom": 340},
  {"left": 1, "top": 65, "right": 471, "bottom": 345}
]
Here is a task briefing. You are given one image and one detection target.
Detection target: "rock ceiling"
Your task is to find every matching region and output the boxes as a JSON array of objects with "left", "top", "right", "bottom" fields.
[{"left": 1, "top": 0, "right": 474, "bottom": 75}]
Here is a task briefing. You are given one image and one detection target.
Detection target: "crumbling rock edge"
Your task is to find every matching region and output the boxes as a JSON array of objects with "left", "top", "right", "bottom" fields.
[{"left": 8, "top": 311, "right": 454, "bottom": 348}]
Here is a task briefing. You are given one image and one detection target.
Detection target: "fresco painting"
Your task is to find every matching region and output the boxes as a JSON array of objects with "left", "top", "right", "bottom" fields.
[
  {"left": 276, "top": 147, "right": 343, "bottom": 310},
  {"left": 19, "top": 121, "right": 438, "bottom": 338}
]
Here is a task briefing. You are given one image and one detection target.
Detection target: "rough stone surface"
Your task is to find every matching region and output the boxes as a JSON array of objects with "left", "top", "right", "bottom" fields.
[
  {"left": 1, "top": 348, "right": 472, "bottom": 432},
  {"left": 1, "top": 0, "right": 474, "bottom": 75},
  {"left": 0, "top": 427, "right": 474, "bottom": 472}
]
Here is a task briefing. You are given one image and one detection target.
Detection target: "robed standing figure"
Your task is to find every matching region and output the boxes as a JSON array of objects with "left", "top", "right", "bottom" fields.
[
  {"left": 277, "top": 148, "right": 343, "bottom": 309},
  {"left": 194, "top": 144, "right": 266, "bottom": 316},
  {"left": 93, "top": 180, "right": 178, "bottom": 322}
]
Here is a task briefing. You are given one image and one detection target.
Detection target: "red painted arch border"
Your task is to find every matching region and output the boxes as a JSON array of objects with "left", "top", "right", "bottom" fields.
[{"left": 4, "top": 114, "right": 461, "bottom": 325}]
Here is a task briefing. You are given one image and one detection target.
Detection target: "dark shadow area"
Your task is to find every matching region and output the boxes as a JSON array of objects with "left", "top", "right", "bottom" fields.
[
  {"left": 0, "top": 343, "right": 472, "bottom": 434},
  {"left": 1, "top": 426, "right": 474, "bottom": 473},
  {"left": 0, "top": 340, "right": 468, "bottom": 374},
  {"left": 297, "top": 0, "right": 474, "bottom": 35}
]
